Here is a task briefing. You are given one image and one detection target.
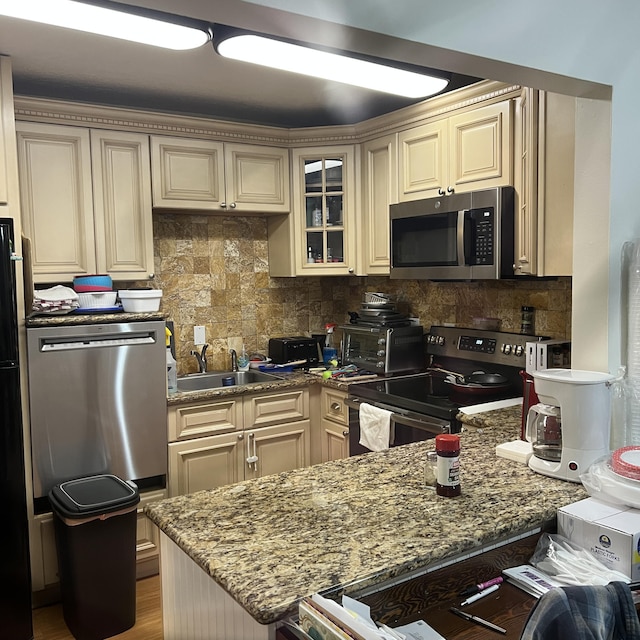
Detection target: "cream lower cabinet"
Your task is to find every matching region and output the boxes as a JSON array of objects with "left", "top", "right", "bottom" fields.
[
  {"left": 167, "top": 388, "right": 310, "bottom": 497},
  {"left": 16, "top": 122, "right": 154, "bottom": 283},
  {"left": 320, "top": 388, "right": 350, "bottom": 462},
  {"left": 398, "top": 100, "right": 512, "bottom": 201},
  {"left": 150, "top": 135, "right": 290, "bottom": 214}
]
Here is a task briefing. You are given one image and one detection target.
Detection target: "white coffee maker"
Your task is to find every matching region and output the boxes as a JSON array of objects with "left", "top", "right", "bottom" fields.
[{"left": 526, "top": 369, "right": 614, "bottom": 482}]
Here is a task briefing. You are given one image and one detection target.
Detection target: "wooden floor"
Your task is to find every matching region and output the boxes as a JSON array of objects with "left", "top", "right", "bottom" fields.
[{"left": 32, "top": 575, "right": 163, "bottom": 640}]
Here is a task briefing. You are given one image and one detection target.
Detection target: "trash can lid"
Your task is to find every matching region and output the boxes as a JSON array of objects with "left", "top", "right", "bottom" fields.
[{"left": 49, "top": 474, "right": 140, "bottom": 519}]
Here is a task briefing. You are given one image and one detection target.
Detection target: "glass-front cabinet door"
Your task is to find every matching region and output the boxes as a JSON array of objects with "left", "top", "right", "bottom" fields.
[{"left": 292, "top": 145, "right": 356, "bottom": 275}]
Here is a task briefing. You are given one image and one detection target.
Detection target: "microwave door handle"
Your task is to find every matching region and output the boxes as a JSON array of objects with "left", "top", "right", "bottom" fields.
[{"left": 457, "top": 210, "right": 467, "bottom": 266}]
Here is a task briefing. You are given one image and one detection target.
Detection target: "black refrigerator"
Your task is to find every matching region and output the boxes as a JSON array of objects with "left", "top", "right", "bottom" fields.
[{"left": 0, "top": 218, "right": 33, "bottom": 639}]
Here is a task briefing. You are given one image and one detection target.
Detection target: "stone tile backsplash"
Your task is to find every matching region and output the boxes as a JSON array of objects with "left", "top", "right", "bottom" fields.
[{"left": 151, "top": 213, "right": 572, "bottom": 374}]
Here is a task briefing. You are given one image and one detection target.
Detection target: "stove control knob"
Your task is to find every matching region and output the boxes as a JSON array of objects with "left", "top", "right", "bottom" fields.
[
  {"left": 437, "top": 336, "right": 445, "bottom": 345},
  {"left": 378, "top": 338, "right": 386, "bottom": 346},
  {"left": 514, "top": 345, "right": 524, "bottom": 357},
  {"left": 502, "top": 344, "right": 512, "bottom": 355},
  {"left": 376, "top": 361, "right": 385, "bottom": 369},
  {"left": 377, "top": 350, "right": 386, "bottom": 357}
]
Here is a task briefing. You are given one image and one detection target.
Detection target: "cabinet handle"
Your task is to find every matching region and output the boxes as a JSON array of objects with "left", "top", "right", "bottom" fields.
[
  {"left": 331, "top": 402, "right": 341, "bottom": 412},
  {"left": 246, "top": 432, "right": 258, "bottom": 469}
]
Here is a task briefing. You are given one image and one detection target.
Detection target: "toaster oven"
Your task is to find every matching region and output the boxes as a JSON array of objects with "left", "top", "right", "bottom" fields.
[{"left": 340, "top": 324, "right": 424, "bottom": 376}]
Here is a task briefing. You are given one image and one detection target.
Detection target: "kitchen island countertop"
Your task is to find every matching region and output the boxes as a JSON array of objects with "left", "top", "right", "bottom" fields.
[{"left": 145, "top": 408, "right": 587, "bottom": 625}]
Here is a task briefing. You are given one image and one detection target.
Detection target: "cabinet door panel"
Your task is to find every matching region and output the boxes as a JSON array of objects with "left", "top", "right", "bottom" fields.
[
  {"left": 321, "top": 419, "right": 349, "bottom": 462},
  {"left": 168, "top": 399, "right": 242, "bottom": 441},
  {"left": 224, "top": 143, "right": 290, "bottom": 212},
  {"left": 168, "top": 434, "right": 242, "bottom": 496},
  {"left": 151, "top": 136, "right": 225, "bottom": 210},
  {"left": 245, "top": 420, "right": 310, "bottom": 480},
  {"left": 362, "top": 134, "right": 397, "bottom": 274},
  {"left": 398, "top": 121, "right": 447, "bottom": 200},
  {"left": 16, "top": 122, "right": 95, "bottom": 281},
  {"left": 91, "top": 130, "right": 153, "bottom": 279},
  {"left": 448, "top": 101, "right": 511, "bottom": 190},
  {"left": 244, "top": 389, "right": 309, "bottom": 429}
]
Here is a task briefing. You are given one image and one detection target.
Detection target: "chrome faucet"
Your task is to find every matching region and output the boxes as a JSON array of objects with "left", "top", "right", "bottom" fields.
[
  {"left": 190, "top": 344, "right": 208, "bottom": 373},
  {"left": 229, "top": 349, "right": 238, "bottom": 372}
]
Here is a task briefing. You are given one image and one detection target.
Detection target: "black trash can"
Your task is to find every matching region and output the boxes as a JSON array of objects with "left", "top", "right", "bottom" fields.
[{"left": 49, "top": 474, "right": 140, "bottom": 640}]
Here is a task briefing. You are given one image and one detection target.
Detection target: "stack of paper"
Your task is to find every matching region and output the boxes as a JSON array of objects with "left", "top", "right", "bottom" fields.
[
  {"left": 502, "top": 565, "right": 564, "bottom": 598},
  {"left": 298, "top": 593, "right": 445, "bottom": 640}
]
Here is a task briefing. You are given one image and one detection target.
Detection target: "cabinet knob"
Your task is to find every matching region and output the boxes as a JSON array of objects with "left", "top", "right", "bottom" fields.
[
  {"left": 331, "top": 402, "right": 341, "bottom": 411},
  {"left": 342, "top": 430, "right": 349, "bottom": 437},
  {"left": 446, "top": 186, "right": 454, "bottom": 194},
  {"left": 221, "top": 202, "right": 227, "bottom": 208},
  {"left": 148, "top": 273, "right": 155, "bottom": 279},
  {"left": 348, "top": 267, "right": 354, "bottom": 273},
  {"left": 438, "top": 188, "right": 445, "bottom": 196},
  {"left": 229, "top": 202, "right": 237, "bottom": 209}
]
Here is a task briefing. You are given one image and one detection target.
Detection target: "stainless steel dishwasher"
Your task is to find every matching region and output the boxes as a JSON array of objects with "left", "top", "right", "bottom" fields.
[{"left": 27, "top": 320, "right": 167, "bottom": 502}]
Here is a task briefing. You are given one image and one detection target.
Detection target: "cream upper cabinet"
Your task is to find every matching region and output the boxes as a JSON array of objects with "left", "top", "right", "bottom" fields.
[
  {"left": 151, "top": 136, "right": 290, "bottom": 214},
  {"left": 514, "top": 89, "right": 575, "bottom": 276},
  {"left": 16, "top": 122, "right": 154, "bottom": 283},
  {"left": 398, "top": 101, "right": 512, "bottom": 201},
  {"left": 320, "top": 387, "right": 349, "bottom": 462},
  {"left": 268, "top": 144, "right": 358, "bottom": 276},
  {"left": 361, "top": 134, "right": 398, "bottom": 275},
  {"left": 0, "top": 57, "right": 15, "bottom": 205}
]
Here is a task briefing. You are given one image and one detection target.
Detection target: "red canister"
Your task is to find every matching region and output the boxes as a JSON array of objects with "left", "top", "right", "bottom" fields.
[{"left": 436, "top": 434, "right": 461, "bottom": 497}]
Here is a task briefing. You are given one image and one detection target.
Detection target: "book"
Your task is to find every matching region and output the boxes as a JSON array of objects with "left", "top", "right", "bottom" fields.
[{"left": 502, "top": 564, "right": 565, "bottom": 598}]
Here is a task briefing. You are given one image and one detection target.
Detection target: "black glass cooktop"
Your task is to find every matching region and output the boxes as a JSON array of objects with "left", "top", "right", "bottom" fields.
[{"left": 350, "top": 372, "right": 518, "bottom": 421}]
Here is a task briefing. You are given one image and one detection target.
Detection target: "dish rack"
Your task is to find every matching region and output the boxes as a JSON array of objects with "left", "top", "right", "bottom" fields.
[{"left": 363, "top": 292, "right": 395, "bottom": 306}]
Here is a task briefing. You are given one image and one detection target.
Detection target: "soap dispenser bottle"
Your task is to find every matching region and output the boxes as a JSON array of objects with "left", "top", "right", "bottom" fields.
[
  {"left": 165, "top": 327, "right": 177, "bottom": 392},
  {"left": 238, "top": 344, "right": 249, "bottom": 371}
]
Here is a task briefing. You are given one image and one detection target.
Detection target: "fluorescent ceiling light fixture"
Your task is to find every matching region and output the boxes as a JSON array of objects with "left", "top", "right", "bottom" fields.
[
  {"left": 216, "top": 34, "right": 449, "bottom": 98},
  {"left": 0, "top": 0, "right": 211, "bottom": 50}
]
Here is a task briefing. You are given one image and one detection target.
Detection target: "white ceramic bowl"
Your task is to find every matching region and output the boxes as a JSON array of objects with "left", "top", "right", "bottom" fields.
[
  {"left": 77, "top": 291, "right": 118, "bottom": 309},
  {"left": 118, "top": 289, "right": 162, "bottom": 313}
]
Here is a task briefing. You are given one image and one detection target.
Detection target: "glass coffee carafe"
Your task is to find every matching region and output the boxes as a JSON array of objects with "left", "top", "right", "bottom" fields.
[{"left": 526, "top": 403, "right": 562, "bottom": 461}]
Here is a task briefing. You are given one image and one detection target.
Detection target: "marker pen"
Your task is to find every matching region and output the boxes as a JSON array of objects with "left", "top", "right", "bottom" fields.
[
  {"left": 460, "top": 583, "right": 500, "bottom": 606},
  {"left": 460, "top": 576, "right": 504, "bottom": 597}
]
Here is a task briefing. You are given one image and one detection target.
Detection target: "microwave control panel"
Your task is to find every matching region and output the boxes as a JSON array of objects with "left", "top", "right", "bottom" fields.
[{"left": 469, "top": 208, "right": 494, "bottom": 265}]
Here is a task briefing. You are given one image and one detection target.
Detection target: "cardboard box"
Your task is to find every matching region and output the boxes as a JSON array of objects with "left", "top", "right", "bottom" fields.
[{"left": 557, "top": 497, "right": 640, "bottom": 580}]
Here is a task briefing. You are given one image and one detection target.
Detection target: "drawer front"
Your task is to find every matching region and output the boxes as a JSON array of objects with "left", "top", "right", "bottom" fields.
[
  {"left": 322, "top": 388, "right": 348, "bottom": 426},
  {"left": 244, "top": 389, "right": 309, "bottom": 429},
  {"left": 168, "top": 399, "right": 242, "bottom": 441}
]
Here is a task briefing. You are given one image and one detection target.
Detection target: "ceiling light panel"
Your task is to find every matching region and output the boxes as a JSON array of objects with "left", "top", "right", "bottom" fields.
[
  {"left": 1, "top": 0, "right": 211, "bottom": 50},
  {"left": 217, "top": 34, "right": 449, "bottom": 98}
]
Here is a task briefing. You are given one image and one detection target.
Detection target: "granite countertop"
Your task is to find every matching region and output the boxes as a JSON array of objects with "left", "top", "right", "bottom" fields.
[
  {"left": 25, "top": 311, "right": 165, "bottom": 327},
  {"left": 145, "top": 409, "right": 587, "bottom": 625},
  {"left": 167, "top": 370, "right": 355, "bottom": 405}
]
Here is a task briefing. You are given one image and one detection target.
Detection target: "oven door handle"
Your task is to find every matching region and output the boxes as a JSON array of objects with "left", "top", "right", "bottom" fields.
[{"left": 346, "top": 397, "right": 450, "bottom": 438}]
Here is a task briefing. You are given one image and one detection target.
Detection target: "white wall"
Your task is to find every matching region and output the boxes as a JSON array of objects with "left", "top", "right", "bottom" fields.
[{"left": 245, "top": 0, "right": 640, "bottom": 373}]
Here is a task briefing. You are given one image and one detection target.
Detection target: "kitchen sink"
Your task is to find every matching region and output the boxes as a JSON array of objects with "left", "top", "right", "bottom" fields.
[{"left": 176, "top": 370, "right": 281, "bottom": 392}]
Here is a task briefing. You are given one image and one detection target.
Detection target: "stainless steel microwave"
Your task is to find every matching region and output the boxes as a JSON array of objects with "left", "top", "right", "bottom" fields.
[{"left": 389, "top": 186, "right": 515, "bottom": 280}]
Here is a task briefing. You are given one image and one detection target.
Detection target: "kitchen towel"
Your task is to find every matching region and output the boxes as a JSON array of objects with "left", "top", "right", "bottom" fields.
[{"left": 359, "top": 402, "right": 393, "bottom": 452}]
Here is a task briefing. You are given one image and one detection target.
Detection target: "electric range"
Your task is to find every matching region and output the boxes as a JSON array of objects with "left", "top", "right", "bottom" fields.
[{"left": 347, "top": 325, "right": 546, "bottom": 455}]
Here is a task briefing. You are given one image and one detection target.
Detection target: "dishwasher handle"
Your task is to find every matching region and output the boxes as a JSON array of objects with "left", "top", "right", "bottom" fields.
[{"left": 40, "top": 333, "right": 156, "bottom": 352}]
